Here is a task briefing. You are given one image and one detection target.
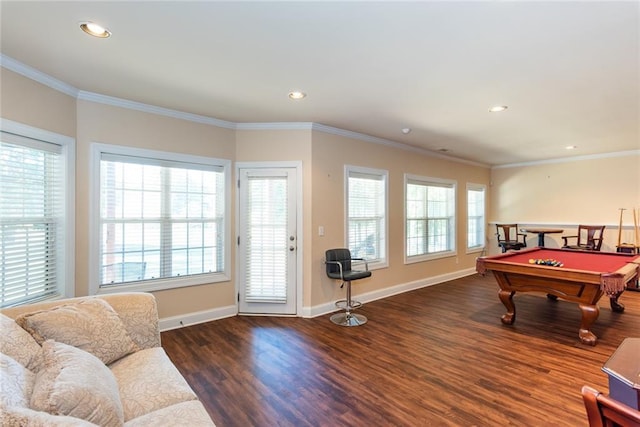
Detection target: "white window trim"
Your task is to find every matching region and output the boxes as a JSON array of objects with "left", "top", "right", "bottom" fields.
[
  {"left": 89, "top": 143, "right": 231, "bottom": 295},
  {"left": 404, "top": 173, "right": 457, "bottom": 264},
  {"left": 344, "top": 165, "right": 389, "bottom": 270},
  {"left": 0, "top": 118, "right": 75, "bottom": 303},
  {"left": 466, "top": 183, "right": 487, "bottom": 254}
]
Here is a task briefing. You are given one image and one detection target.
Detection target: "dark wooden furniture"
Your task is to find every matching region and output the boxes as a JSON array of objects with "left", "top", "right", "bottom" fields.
[
  {"left": 496, "top": 223, "right": 527, "bottom": 253},
  {"left": 476, "top": 247, "right": 640, "bottom": 345},
  {"left": 582, "top": 385, "right": 640, "bottom": 427},
  {"left": 617, "top": 246, "right": 640, "bottom": 291},
  {"left": 618, "top": 244, "right": 640, "bottom": 255},
  {"left": 521, "top": 227, "right": 564, "bottom": 247},
  {"left": 602, "top": 338, "right": 640, "bottom": 411},
  {"left": 617, "top": 208, "right": 640, "bottom": 258},
  {"left": 617, "top": 247, "right": 640, "bottom": 292},
  {"left": 562, "top": 225, "right": 606, "bottom": 251}
]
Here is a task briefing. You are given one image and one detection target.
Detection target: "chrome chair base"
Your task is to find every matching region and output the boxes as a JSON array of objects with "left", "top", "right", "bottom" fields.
[
  {"left": 334, "top": 299, "right": 363, "bottom": 310},
  {"left": 330, "top": 312, "right": 367, "bottom": 326}
]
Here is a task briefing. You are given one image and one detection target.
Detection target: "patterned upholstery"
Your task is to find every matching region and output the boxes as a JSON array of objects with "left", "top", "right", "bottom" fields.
[
  {"left": 109, "top": 347, "right": 198, "bottom": 421},
  {"left": 0, "top": 293, "right": 215, "bottom": 426}
]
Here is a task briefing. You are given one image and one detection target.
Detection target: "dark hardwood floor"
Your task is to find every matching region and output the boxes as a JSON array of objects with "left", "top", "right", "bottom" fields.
[{"left": 161, "top": 273, "right": 640, "bottom": 426}]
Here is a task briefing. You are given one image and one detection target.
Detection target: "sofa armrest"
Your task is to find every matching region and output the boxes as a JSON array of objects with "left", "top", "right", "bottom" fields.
[{"left": 1, "top": 292, "right": 161, "bottom": 350}]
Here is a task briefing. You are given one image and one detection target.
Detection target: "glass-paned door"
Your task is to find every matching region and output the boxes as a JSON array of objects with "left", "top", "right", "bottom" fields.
[{"left": 238, "top": 167, "right": 297, "bottom": 315}]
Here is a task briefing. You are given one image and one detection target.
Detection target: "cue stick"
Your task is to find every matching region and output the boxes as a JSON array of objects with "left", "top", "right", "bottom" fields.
[
  {"left": 633, "top": 208, "right": 640, "bottom": 248},
  {"left": 617, "top": 207, "right": 625, "bottom": 247}
]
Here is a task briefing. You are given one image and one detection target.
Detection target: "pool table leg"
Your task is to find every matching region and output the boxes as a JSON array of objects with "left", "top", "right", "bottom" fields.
[
  {"left": 609, "top": 294, "right": 625, "bottom": 313},
  {"left": 578, "top": 303, "right": 599, "bottom": 346},
  {"left": 498, "top": 290, "right": 516, "bottom": 325}
]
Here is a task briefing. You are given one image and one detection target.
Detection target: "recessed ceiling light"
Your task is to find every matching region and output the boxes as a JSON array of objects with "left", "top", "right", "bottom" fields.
[
  {"left": 79, "top": 21, "right": 111, "bottom": 38},
  {"left": 288, "top": 91, "right": 306, "bottom": 100},
  {"left": 566, "top": 145, "right": 577, "bottom": 150},
  {"left": 401, "top": 128, "right": 411, "bottom": 135},
  {"left": 489, "top": 105, "right": 508, "bottom": 113}
]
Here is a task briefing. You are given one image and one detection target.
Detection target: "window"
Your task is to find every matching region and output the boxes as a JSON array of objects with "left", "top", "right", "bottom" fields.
[
  {"left": 405, "top": 175, "right": 456, "bottom": 261},
  {"left": 92, "top": 144, "right": 230, "bottom": 293},
  {"left": 0, "top": 121, "right": 74, "bottom": 308},
  {"left": 345, "top": 166, "right": 387, "bottom": 267},
  {"left": 467, "top": 184, "right": 486, "bottom": 252}
]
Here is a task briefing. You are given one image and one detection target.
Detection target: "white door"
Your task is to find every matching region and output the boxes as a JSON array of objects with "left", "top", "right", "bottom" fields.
[{"left": 238, "top": 167, "right": 297, "bottom": 315}]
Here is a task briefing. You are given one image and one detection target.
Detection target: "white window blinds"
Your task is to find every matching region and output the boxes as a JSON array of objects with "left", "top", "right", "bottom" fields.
[
  {"left": 1, "top": 131, "right": 65, "bottom": 307},
  {"left": 467, "top": 185, "right": 486, "bottom": 249},
  {"left": 99, "top": 152, "right": 226, "bottom": 287},
  {"left": 243, "top": 174, "right": 288, "bottom": 303},
  {"left": 406, "top": 177, "right": 456, "bottom": 257},
  {"left": 346, "top": 167, "right": 387, "bottom": 262}
]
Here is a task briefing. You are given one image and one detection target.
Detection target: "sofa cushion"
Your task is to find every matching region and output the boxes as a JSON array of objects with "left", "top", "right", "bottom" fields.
[
  {"left": 16, "top": 298, "right": 138, "bottom": 364},
  {"left": 30, "top": 340, "right": 124, "bottom": 427},
  {"left": 0, "top": 313, "right": 43, "bottom": 371},
  {"left": 97, "top": 293, "right": 161, "bottom": 350},
  {"left": 0, "top": 352, "right": 35, "bottom": 408},
  {"left": 109, "top": 347, "right": 197, "bottom": 421},
  {"left": 1, "top": 405, "right": 98, "bottom": 426},
  {"left": 123, "top": 401, "right": 216, "bottom": 427}
]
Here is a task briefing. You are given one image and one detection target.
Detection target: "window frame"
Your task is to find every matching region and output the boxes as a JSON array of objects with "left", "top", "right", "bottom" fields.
[
  {"left": 89, "top": 143, "right": 231, "bottom": 295},
  {"left": 404, "top": 174, "right": 457, "bottom": 264},
  {"left": 466, "top": 183, "right": 486, "bottom": 253},
  {"left": 0, "top": 119, "right": 75, "bottom": 307},
  {"left": 344, "top": 165, "right": 389, "bottom": 270}
]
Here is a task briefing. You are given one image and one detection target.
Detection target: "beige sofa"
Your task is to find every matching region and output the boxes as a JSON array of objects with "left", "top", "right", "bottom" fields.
[{"left": 0, "top": 292, "right": 216, "bottom": 426}]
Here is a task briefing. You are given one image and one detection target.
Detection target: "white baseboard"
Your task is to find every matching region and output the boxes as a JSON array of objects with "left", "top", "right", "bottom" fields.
[
  {"left": 302, "top": 267, "right": 477, "bottom": 318},
  {"left": 161, "top": 267, "right": 477, "bottom": 329},
  {"left": 159, "top": 305, "right": 237, "bottom": 332}
]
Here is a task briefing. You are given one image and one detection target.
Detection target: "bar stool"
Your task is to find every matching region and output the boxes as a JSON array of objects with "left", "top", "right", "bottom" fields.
[{"left": 325, "top": 248, "right": 371, "bottom": 326}]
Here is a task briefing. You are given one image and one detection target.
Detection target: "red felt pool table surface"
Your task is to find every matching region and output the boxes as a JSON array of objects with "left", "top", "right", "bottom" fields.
[
  {"left": 476, "top": 247, "right": 640, "bottom": 346},
  {"left": 495, "top": 248, "right": 636, "bottom": 273}
]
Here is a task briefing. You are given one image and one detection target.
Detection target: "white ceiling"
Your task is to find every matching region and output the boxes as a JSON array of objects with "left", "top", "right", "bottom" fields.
[{"left": 1, "top": 1, "right": 638, "bottom": 166}]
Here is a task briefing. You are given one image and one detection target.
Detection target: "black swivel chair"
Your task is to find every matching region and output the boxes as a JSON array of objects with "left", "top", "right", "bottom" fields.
[{"left": 325, "top": 248, "right": 371, "bottom": 326}]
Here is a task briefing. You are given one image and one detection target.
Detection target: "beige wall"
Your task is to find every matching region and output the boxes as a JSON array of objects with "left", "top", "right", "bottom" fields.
[
  {"left": 0, "top": 68, "right": 494, "bottom": 319},
  {"left": 10, "top": 65, "right": 636, "bottom": 322},
  {"left": 311, "top": 131, "right": 491, "bottom": 307},
  {"left": 75, "top": 101, "right": 237, "bottom": 318},
  {"left": 0, "top": 68, "right": 76, "bottom": 138},
  {"left": 489, "top": 154, "right": 640, "bottom": 254},
  {"left": 235, "top": 129, "right": 314, "bottom": 307}
]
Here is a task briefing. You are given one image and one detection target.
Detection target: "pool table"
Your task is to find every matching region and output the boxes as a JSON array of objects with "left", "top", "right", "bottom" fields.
[{"left": 476, "top": 247, "right": 640, "bottom": 346}]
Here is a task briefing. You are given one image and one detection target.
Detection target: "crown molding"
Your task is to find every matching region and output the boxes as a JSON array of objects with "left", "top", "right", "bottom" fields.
[
  {"left": 77, "top": 91, "right": 236, "bottom": 129},
  {"left": 236, "top": 122, "right": 314, "bottom": 131},
  {"left": 1, "top": 53, "right": 79, "bottom": 98},
  {"left": 237, "top": 121, "right": 489, "bottom": 167},
  {"left": 311, "top": 123, "right": 489, "bottom": 168},
  {"left": 1, "top": 54, "right": 489, "bottom": 168},
  {"left": 493, "top": 149, "right": 640, "bottom": 169}
]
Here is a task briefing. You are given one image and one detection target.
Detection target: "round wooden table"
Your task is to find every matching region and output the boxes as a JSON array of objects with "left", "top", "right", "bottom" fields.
[{"left": 521, "top": 227, "right": 564, "bottom": 247}]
